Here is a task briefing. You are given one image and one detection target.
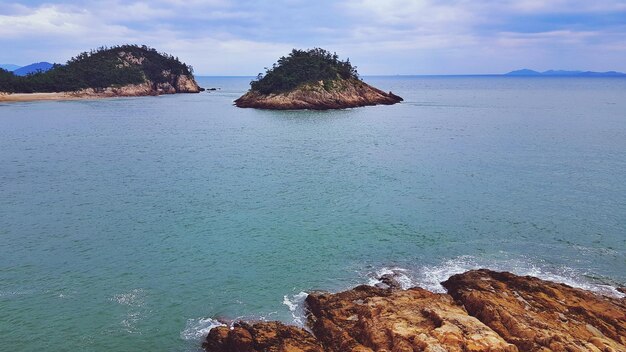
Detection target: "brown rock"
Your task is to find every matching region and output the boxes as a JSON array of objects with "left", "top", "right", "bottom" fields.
[
  {"left": 66, "top": 73, "right": 200, "bottom": 99},
  {"left": 376, "top": 272, "right": 404, "bottom": 290},
  {"left": 203, "top": 321, "right": 324, "bottom": 352},
  {"left": 175, "top": 74, "right": 201, "bottom": 93},
  {"left": 305, "top": 285, "right": 517, "bottom": 352},
  {"left": 234, "top": 78, "right": 402, "bottom": 110},
  {"left": 442, "top": 269, "right": 626, "bottom": 351},
  {"left": 72, "top": 82, "right": 154, "bottom": 98}
]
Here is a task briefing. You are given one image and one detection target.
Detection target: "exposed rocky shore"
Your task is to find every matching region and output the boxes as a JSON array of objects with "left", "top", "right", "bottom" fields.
[
  {"left": 72, "top": 73, "right": 200, "bottom": 98},
  {"left": 203, "top": 269, "right": 626, "bottom": 352},
  {"left": 234, "top": 78, "right": 403, "bottom": 110},
  {"left": 0, "top": 72, "right": 199, "bottom": 103}
]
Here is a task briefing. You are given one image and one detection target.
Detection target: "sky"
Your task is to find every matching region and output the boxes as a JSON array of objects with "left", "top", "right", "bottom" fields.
[{"left": 1, "top": 0, "right": 625, "bottom": 75}]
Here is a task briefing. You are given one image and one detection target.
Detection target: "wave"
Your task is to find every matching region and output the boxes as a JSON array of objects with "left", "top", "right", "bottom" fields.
[
  {"left": 181, "top": 317, "right": 225, "bottom": 341},
  {"left": 282, "top": 291, "right": 308, "bottom": 326}
]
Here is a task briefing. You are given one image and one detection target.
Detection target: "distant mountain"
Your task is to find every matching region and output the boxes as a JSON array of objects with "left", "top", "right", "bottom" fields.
[
  {"left": 506, "top": 69, "right": 543, "bottom": 76},
  {"left": 542, "top": 70, "right": 626, "bottom": 77},
  {"left": 0, "top": 64, "right": 21, "bottom": 71},
  {"left": 506, "top": 69, "right": 626, "bottom": 77},
  {"left": 13, "top": 62, "right": 54, "bottom": 76}
]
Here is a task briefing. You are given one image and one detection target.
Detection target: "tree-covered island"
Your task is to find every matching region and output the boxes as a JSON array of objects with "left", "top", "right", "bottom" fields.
[
  {"left": 0, "top": 45, "right": 200, "bottom": 97},
  {"left": 235, "top": 48, "right": 403, "bottom": 110}
]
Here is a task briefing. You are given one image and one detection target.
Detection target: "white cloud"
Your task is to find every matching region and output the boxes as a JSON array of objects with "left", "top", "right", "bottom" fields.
[
  {"left": 340, "top": 0, "right": 475, "bottom": 30},
  {"left": 508, "top": 0, "right": 626, "bottom": 13},
  {"left": 0, "top": 0, "right": 625, "bottom": 73},
  {"left": 0, "top": 5, "right": 130, "bottom": 37}
]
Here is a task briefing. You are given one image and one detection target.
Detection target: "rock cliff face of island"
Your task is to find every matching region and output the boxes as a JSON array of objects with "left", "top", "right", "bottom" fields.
[
  {"left": 0, "top": 45, "right": 200, "bottom": 97},
  {"left": 203, "top": 269, "right": 626, "bottom": 352},
  {"left": 234, "top": 48, "right": 402, "bottom": 110},
  {"left": 235, "top": 77, "right": 402, "bottom": 110}
]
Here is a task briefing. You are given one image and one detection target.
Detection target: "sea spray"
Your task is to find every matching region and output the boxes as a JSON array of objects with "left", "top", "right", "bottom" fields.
[
  {"left": 181, "top": 318, "right": 226, "bottom": 341},
  {"left": 282, "top": 291, "right": 309, "bottom": 326}
]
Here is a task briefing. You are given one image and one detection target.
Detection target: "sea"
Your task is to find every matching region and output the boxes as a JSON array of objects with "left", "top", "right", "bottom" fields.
[{"left": 1, "top": 76, "right": 625, "bottom": 351}]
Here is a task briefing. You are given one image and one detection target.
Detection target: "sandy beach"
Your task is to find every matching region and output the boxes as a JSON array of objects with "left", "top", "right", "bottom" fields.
[{"left": 0, "top": 92, "right": 94, "bottom": 103}]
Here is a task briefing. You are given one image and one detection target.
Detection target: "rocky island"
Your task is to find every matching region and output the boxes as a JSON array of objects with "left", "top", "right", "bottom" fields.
[
  {"left": 0, "top": 45, "right": 200, "bottom": 102},
  {"left": 235, "top": 48, "right": 403, "bottom": 110},
  {"left": 203, "top": 269, "right": 626, "bottom": 352}
]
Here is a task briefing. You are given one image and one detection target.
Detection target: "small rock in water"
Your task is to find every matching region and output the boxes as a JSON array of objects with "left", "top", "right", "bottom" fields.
[{"left": 376, "top": 273, "right": 403, "bottom": 290}]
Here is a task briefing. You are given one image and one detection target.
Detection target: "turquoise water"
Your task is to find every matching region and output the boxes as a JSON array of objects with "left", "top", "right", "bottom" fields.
[{"left": 1, "top": 76, "right": 625, "bottom": 351}]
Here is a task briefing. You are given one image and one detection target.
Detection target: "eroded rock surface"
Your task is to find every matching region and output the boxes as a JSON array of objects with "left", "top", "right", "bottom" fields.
[
  {"left": 234, "top": 78, "right": 402, "bottom": 110},
  {"left": 72, "top": 74, "right": 200, "bottom": 98},
  {"left": 442, "top": 269, "right": 626, "bottom": 351},
  {"left": 306, "top": 285, "right": 516, "bottom": 352}
]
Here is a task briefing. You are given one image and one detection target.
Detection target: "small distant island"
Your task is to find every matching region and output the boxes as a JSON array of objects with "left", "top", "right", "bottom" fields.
[
  {"left": 0, "top": 45, "right": 200, "bottom": 102},
  {"left": 235, "top": 48, "right": 403, "bottom": 110},
  {"left": 506, "top": 69, "right": 626, "bottom": 77}
]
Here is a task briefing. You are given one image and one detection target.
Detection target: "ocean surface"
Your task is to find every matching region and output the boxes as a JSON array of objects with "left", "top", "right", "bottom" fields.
[{"left": 1, "top": 76, "right": 625, "bottom": 351}]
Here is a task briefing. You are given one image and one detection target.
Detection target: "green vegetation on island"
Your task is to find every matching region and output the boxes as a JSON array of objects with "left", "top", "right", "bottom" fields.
[
  {"left": 250, "top": 48, "right": 360, "bottom": 94},
  {"left": 0, "top": 45, "right": 194, "bottom": 93}
]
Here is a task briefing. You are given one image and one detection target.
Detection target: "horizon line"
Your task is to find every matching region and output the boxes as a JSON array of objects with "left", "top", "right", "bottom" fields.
[{"left": 194, "top": 73, "right": 626, "bottom": 77}]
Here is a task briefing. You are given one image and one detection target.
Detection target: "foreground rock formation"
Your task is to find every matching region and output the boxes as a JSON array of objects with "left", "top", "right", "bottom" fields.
[
  {"left": 442, "top": 269, "right": 626, "bottom": 351},
  {"left": 203, "top": 269, "right": 626, "bottom": 352},
  {"left": 306, "top": 285, "right": 516, "bottom": 352},
  {"left": 235, "top": 78, "right": 403, "bottom": 110}
]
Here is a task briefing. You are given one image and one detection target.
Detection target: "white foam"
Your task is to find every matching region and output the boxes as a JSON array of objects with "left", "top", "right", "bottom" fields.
[
  {"left": 181, "top": 317, "right": 226, "bottom": 341},
  {"left": 413, "top": 255, "right": 625, "bottom": 298},
  {"left": 415, "top": 256, "right": 482, "bottom": 293},
  {"left": 111, "top": 288, "right": 144, "bottom": 306},
  {"left": 121, "top": 312, "right": 143, "bottom": 334},
  {"left": 282, "top": 291, "right": 308, "bottom": 326},
  {"left": 358, "top": 255, "right": 624, "bottom": 298}
]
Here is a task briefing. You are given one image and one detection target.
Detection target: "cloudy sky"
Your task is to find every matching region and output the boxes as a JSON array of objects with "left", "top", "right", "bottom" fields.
[{"left": 1, "top": 0, "right": 625, "bottom": 75}]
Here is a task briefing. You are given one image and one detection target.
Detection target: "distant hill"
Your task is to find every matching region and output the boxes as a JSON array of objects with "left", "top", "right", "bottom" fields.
[
  {"left": 0, "top": 64, "right": 21, "bottom": 71},
  {"left": 13, "top": 62, "right": 54, "bottom": 76},
  {"left": 506, "top": 69, "right": 626, "bottom": 77},
  {"left": 0, "top": 45, "right": 199, "bottom": 96}
]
